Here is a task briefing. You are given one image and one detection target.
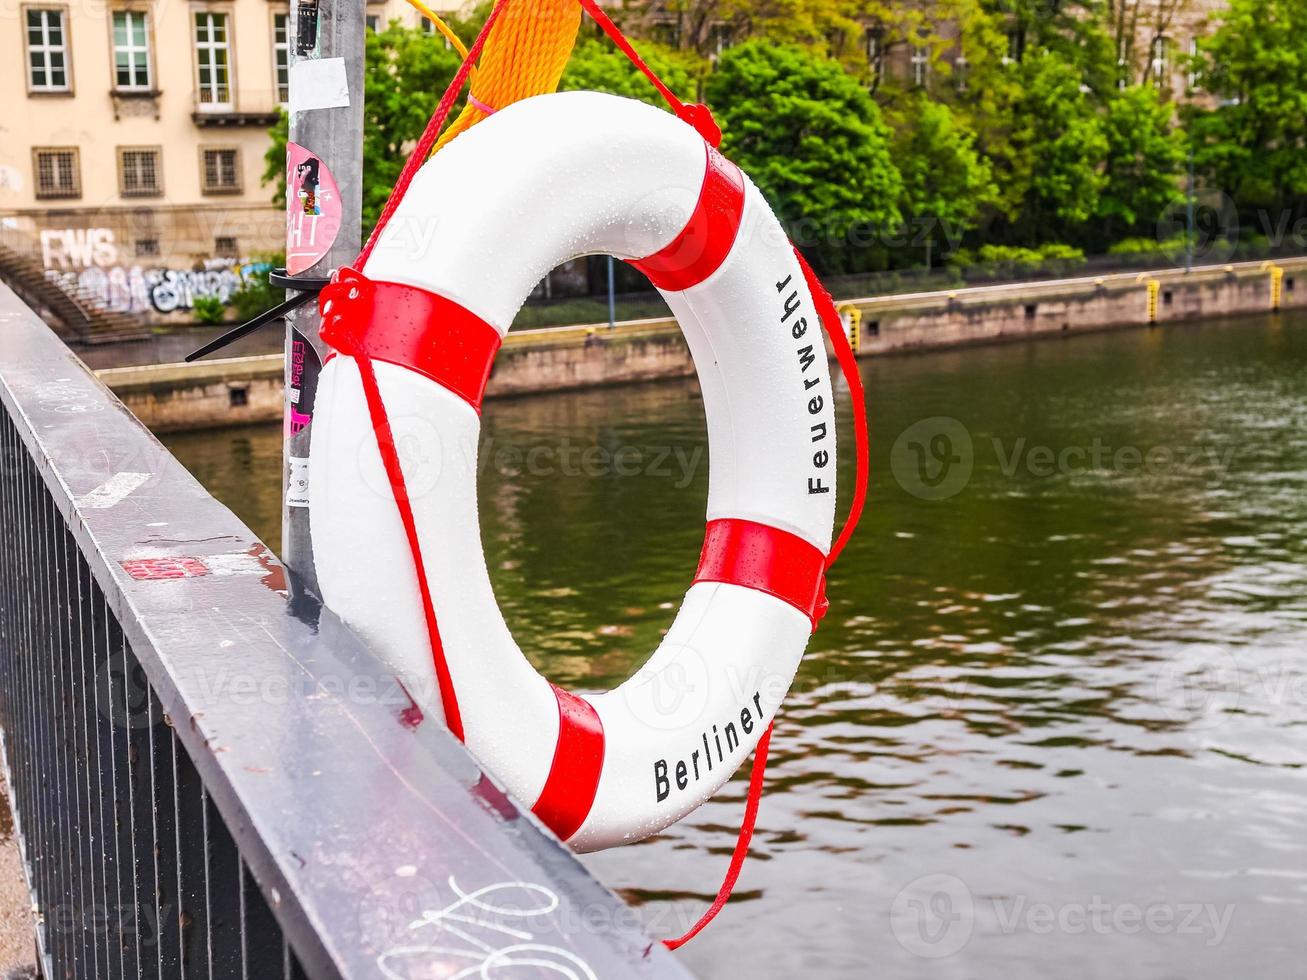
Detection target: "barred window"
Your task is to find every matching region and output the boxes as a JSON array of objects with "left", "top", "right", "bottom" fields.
[
  {"left": 911, "top": 45, "right": 929, "bottom": 87},
  {"left": 195, "top": 11, "right": 231, "bottom": 105},
  {"left": 26, "top": 9, "right": 70, "bottom": 91},
  {"left": 118, "top": 146, "right": 161, "bottom": 197},
  {"left": 273, "top": 12, "right": 290, "bottom": 104},
  {"left": 865, "top": 28, "right": 883, "bottom": 79},
  {"left": 1151, "top": 35, "right": 1170, "bottom": 88},
  {"left": 215, "top": 236, "right": 238, "bottom": 258},
  {"left": 1004, "top": 28, "right": 1025, "bottom": 66},
  {"left": 33, "top": 147, "right": 80, "bottom": 199},
  {"left": 201, "top": 147, "right": 241, "bottom": 194},
  {"left": 135, "top": 237, "right": 160, "bottom": 258},
  {"left": 112, "top": 10, "right": 151, "bottom": 90}
]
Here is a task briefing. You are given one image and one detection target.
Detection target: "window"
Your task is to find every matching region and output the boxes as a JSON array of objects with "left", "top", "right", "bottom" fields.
[
  {"left": 32, "top": 147, "right": 80, "bottom": 199},
  {"left": 117, "top": 146, "right": 161, "bottom": 197},
  {"left": 1003, "top": 28, "right": 1025, "bottom": 66},
  {"left": 1151, "top": 35, "right": 1169, "bottom": 87},
  {"left": 955, "top": 51, "right": 969, "bottom": 91},
  {"left": 273, "top": 12, "right": 290, "bottom": 104},
  {"left": 112, "top": 10, "right": 151, "bottom": 89},
  {"left": 1187, "top": 37, "right": 1200, "bottom": 89},
  {"left": 709, "top": 24, "right": 733, "bottom": 56},
  {"left": 911, "top": 45, "right": 929, "bottom": 87},
  {"left": 201, "top": 147, "right": 241, "bottom": 194},
  {"left": 26, "top": 9, "right": 70, "bottom": 92},
  {"left": 194, "top": 11, "right": 231, "bottom": 106},
  {"left": 365, "top": 14, "right": 379, "bottom": 32},
  {"left": 419, "top": 15, "right": 434, "bottom": 35},
  {"left": 865, "top": 27, "right": 884, "bottom": 86},
  {"left": 652, "top": 21, "right": 680, "bottom": 48},
  {"left": 135, "top": 236, "right": 159, "bottom": 258},
  {"left": 215, "top": 236, "right": 238, "bottom": 257}
]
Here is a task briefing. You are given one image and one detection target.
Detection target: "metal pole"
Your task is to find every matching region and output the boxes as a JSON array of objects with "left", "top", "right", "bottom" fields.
[
  {"left": 606, "top": 255, "right": 617, "bottom": 329},
  {"left": 282, "top": 0, "right": 366, "bottom": 590}
]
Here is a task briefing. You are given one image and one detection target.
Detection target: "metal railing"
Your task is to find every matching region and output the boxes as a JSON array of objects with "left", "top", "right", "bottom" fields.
[{"left": 0, "top": 280, "right": 691, "bottom": 979}]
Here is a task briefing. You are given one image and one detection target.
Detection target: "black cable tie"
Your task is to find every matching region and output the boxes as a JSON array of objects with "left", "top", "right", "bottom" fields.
[
  {"left": 184, "top": 268, "right": 333, "bottom": 362},
  {"left": 270, "top": 268, "right": 333, "bottom": 292}
]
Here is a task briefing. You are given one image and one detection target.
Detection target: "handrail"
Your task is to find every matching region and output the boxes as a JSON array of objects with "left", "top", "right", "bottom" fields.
[{"left": 0, "top": 279, "right": 692, "bottom": 979}]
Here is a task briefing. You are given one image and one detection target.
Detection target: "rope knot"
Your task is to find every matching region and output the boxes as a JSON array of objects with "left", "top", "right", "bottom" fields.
[
  {"left": 677, "top": 103, "right": 722, "bottom": 147},
  {"left": 319, "top": 266, "right": 374, "bottom": 353}
]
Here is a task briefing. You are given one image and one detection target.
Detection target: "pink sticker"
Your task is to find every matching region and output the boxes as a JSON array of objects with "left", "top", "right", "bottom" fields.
[{"left": 285, "top": 141, "right": 343, "bottom": 275}]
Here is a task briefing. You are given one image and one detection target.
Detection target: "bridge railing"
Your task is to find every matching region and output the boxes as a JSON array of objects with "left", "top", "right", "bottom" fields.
[{"left": 0, "top": 281, "right": 690, "bottom": 979}]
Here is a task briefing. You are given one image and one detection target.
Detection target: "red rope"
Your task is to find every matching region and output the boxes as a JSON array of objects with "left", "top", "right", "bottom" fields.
[
  {"left": 661, "top": 250, "right": 870, "bottom": 949},
  {"left": 345, "top": 0, "right": 514, "bottom": 739},
  {"left": 354, "top": 354, "right": 465, "bottom": 740},
  {"left": 341, "top": 1, "right": 871, "bottom": 950},
  {"left": 663, "top": 723, "right": 773, "bottom": 950}
]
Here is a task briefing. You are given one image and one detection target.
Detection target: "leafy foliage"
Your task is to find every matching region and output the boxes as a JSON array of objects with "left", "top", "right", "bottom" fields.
[
  {"left": 996, "top": 51, "right": 1108, "bottom": 242},
  {"left": 705, "top": 40, "right": 902, "bottom": 268},
  {"left": 1098, "top": 86, "right": 1187, "bottom": 239},
  {"left": 559, "top": 36, "right": 704, "bottom": 103},
  {"left": 1187, "top": 0, "right": 1307, "bottom": 216},
  {"left": 191, "top": 295, "right": 227, "bottom": 325},
  {"left": 890, "top": 94, "right": 995, "bottom": 260},
  {"left": 256, "top": 0, "right": 1307, "bottom": 277}
]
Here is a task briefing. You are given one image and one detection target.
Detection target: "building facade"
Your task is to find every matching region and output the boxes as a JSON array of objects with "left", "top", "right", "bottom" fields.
[{"left": 0, "top": 0, "right": 459, "bottom": 320}]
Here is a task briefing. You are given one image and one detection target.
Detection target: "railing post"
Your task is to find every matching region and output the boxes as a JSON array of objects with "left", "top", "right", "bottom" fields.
[{"left": 282, "top": 0, "right": 367, "bottom": 588}]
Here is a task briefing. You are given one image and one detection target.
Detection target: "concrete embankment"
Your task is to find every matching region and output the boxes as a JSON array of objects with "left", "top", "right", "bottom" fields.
[{"left": 98, "top": 256, "right": 1307, "bottom": 432}]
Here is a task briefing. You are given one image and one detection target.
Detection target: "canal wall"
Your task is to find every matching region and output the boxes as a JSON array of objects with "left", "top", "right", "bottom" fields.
[
  {"left": 846, "top": 256, "right": 1305, "bottom": 354},
  {"left": 99, "top": 256, "right": 1307, "bottom": 431}
]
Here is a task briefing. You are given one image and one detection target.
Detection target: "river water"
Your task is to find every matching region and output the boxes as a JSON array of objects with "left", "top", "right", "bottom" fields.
[{"left": 162, "top": 313, "right": 1307, "bottom": 979}]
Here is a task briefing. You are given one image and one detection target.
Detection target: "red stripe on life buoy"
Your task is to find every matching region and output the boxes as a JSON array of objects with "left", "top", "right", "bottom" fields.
[
  {"left": 320, "top": 268, "right": 502, "bottom": 411},
  {"left": 531, "top": 686, "right": 605, "bottom": 841},
  {"left": 694, "top": 518, "right": 829, "bottom": 629},
  {"left": 631, "top": 145, "right": 746, "bottom": 292}
]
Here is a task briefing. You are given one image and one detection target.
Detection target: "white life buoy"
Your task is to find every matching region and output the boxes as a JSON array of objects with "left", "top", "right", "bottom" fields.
[{"left": 309, "top": 91, "right": 838, "bottom": 852}]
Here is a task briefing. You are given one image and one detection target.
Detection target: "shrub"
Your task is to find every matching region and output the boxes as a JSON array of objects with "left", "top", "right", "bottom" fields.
[{"left": 191, "top": 296, "right": 227, "bottom": 325}]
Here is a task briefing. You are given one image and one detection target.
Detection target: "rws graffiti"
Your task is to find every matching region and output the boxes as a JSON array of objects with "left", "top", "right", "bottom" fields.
[{"left": 39, "top": 228, "right": 265, "bottom": 315}]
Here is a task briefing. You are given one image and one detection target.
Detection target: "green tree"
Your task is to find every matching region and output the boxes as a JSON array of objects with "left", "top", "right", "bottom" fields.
[
  {"left": 890, "top": 94, "right": 995, "bottom": 264},
  {"left": 1187, "top": 0, "right": 1307, "bottom": 217},
  {"left": 1013, "top": 0, "right": 1117, "bottom": 95},
  {"left": 995, "top": 50, "right": 1108, "bottom": 242},
  {"left": 1097, "top": 85, "right": 1186, "bottom": 240},
  {"left": 705, "top": 40, "right": 902, "bottom": 270}
]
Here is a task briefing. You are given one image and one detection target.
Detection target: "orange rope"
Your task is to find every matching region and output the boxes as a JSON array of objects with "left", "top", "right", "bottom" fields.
[{"left": 430, "top": 0, "right": 582, "bottom": 153}]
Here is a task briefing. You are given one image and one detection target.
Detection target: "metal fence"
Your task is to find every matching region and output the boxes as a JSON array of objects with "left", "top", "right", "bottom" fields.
[{"left": 0, "top": 281, "right": 691, "bottom": 979}]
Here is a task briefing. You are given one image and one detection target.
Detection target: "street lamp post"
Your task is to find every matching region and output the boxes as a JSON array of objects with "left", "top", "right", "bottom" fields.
[{"left": 281, "top": 0, "right": 367, "bottom": 591}]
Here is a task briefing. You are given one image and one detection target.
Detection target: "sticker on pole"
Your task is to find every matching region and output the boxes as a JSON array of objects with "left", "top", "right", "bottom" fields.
[
  {"left": 286, "top": 327, "right": 322, "bottom": 436},
  {"left": 286, "top": 141, "right": 342, "bottom": 274}
]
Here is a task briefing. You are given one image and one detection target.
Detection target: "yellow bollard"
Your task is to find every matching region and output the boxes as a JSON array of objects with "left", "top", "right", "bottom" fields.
[
  {"left": 839, "top": 305, "right": 863, "bottom": 355},
  {"left": 1263, "top": 262, "right": 1284, "bottom": 310}
]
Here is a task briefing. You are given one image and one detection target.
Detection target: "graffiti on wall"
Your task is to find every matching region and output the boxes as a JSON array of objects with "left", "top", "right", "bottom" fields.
[{"left": 39, "top": 228, "right": 264, "bottom": 316}]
